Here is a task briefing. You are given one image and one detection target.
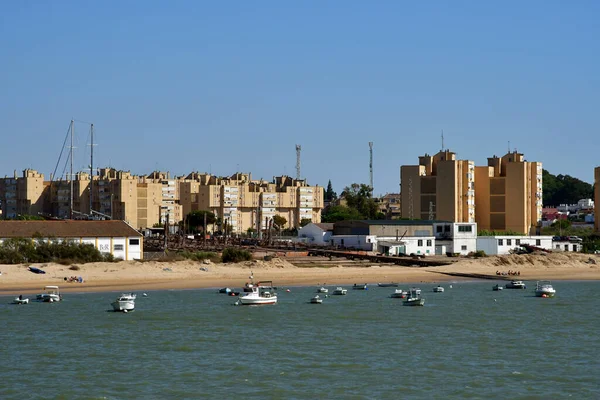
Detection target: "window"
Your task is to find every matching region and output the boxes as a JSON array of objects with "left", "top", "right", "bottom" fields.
[
  {"left": 114, "top": 244, "right": 124, "bottom": 251},
  {"left": 573, "top": 245, "right": 577, "bottom": 251},
  {"left": 129, "top": 238, "right": 140, "bottom": 246},
  {"left": 418, "top": 240, "right": 423, "bottom": 246},
  {"left": 516, "top": 239, "right": 521, "bottom": 245},
  {"left": 426, "top": 240, "right": 432, "bottom": 246},
  {"left": 444, "top": 225, "right": 450, "bottom": 232},
  {"left": 458, "top": 225, "right": 472, "bottom": 232},
  {"left": 436, "top": 226, "right": 443, "bottom": 233},
  {"left": 507, "top": 239, "right": 512, "bottom": 246},
  {"left": 498, "top": 239, "right": 504, "bottom": 246},
  {"left": 536, "top": 239, "right": 541, "bottom": 246},
  {"left": 461, "top": 245, "right": 467, "bottom": 251}
]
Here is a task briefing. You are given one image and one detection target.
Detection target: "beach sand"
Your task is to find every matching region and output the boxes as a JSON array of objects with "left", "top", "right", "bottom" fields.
[{"left": 1, "top": 252, "right": 598, "bottom": 295}]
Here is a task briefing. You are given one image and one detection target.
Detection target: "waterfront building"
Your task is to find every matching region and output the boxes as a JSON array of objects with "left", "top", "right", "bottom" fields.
[
  {"left": 475, "top": 151, "right": 542, "bottom": 235},
  {"left": 400, "top": 150, "right": 475, "bottom": 223},
  {"left": 0, "top": 169, "right": 46, "bottom": 219}
]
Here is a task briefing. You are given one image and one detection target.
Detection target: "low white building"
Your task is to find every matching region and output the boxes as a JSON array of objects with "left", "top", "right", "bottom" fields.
[
  {"left": 330, "top": 235, "right": 377, "bottom": 251},
  {"left": 0, "top": 220, "right": 143, "bottom": 260},
  {"left": 377, "top": 236, "right": 435, "bottom": 256},
  {"left": 552, "top": 240, "right": 582, "bottom": 252},
  {"left": 297, "top": 223, "right": 334, "bottom": 245},
  {"left": 432, "top": 222, "right": 477, "bottom": 255},
  {"left": 476, "top": 236, "right": 553, "bottom": 255}
]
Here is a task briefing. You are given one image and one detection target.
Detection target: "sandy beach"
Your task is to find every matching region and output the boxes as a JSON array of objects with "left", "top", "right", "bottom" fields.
[{"left": 1, "top": 252, "right": 599, "bottom": 296}]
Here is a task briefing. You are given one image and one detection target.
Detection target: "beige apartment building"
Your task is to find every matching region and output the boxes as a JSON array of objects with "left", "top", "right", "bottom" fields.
[
  {"left": 401, "top": 150, "right": 475, "bottom": 222},
  {"left": 179, "top": 173, "right": 323, "bottom": 233},
  {"left": 475, "top": 151, "right": 542, "bottom": 234},
  {"left": 595, "top": 167, "right": 600, "bottom": 232},
  {"left": 0, "top": 169, "right": 47, "bottom": 219}
]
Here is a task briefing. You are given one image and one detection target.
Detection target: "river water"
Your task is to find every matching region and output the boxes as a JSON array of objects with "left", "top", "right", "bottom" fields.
[{"left": 1, "top": 281, "right": 598, "bottom": 399}]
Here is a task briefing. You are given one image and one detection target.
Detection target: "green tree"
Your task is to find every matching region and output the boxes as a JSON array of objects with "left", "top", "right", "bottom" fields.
[
  {"left": 272, "top": 215, "right": 287, "bottom": 229},
  {"left": 543, "top": 169, "right": 593, "bottom": 206},
  {"left": 342, "top": 183, "right": 380, "bottom": 219},
  {"left": 300, "top": 218, "right": 312, "bottom": 227},
  {"left": 185, "top": 210, "right": 217, "bottom": 233},
  {"left": 321, "top": 205, "right": 364, "bottom": 223},
  {"left": 325, "top": 180, "right": 337, "bottom": 202}
]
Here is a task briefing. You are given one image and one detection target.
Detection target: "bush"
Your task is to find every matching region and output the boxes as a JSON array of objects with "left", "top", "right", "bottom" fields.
[
  {"left": 468, "top": 250, "right": 487, "bottom": 258},
  {"left": 69, "top": 265, "right": 81, "bottom": 270},
  {"left": 178, "top": 251, "right": 220, "bottom": 263},
  {"left": 0, "top": 238, "right": 118, "bottom": 264},
  {"left": 222, "top": 247, "right": 253, "bottom": 263}
]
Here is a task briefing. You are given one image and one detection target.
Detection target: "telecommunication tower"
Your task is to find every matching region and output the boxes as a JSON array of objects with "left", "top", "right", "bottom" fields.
[
  {"left": 369, "top": 142, "right": 373, "bottom": 193},
  {"left": 295, "top": 145, "right": 301, "bottom": 180}
]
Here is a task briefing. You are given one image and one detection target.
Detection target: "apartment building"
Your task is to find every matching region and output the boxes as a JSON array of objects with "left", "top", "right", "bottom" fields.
[
  {"left": 376, "top": 193, "right": 401, "bottom": 219},
  {"left": 179, "top": 173, "right": 323, "bottom": 233},
  {"left": 595, "top": 167, "right": 600, "bottom": 232},
  {"left": 400, "top": 150, "right": 475, "bottom": 223},
  {"left": 0, "top": 169, "right": 46, "bottom": 218},
  {"left": 475, "top": 151, "right": 542, "bottom": 235}
]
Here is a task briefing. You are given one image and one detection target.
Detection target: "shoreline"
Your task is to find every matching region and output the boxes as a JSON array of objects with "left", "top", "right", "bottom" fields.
[{"left": 1, "top": 252, "right": 599, "bottom": 296}]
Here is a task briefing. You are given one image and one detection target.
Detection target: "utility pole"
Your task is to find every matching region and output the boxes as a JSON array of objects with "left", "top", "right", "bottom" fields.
[{"left": 369, "top": 142, "right": 374, "bottom": 194}]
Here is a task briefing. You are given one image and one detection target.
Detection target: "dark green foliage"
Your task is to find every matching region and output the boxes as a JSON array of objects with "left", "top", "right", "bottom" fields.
[
  {"left": 0, "top": 238, "right": 115, "bottom": 264},
  {"left": 272, "top": 215, "right": 287, "bottom": 229},
  {"left": 325, "top": 180, "right": 337, "bottom": 202},
  {"left": 300, "top": 218, "right": 312, "bottom": 227},
  {"left": 321, "top": 205, "right": 364, "bottom": 223},
  {"left": 178, "top": 251, "right": 220, "bottom": 262},
  {"left": 185, "top": 210, "right": 217, "bottom": 233},
  {"left": 221, "top": 247, "right": 253, "bottom": 263},
  {"left": 468, "top": 250, "right": 487, "bottom": 258},
  {"left": 322, "top": 183, "right": 382, "bottom": 222},
  {"left": 543, "top": 169, "right": 593, "bottom": 206}
]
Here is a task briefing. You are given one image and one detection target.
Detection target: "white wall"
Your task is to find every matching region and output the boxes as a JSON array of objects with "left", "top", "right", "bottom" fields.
[
  {"left": 297, "top": 223, "right": 331, "bottom": 245},
  {"left": 476, "top": 236, "right": 553, "bottom": 255},
  {"left": 330, "top": 235, "right": 376, "bottom": 251},
  {"left": 552, "top": 241, "right": 581, "bottom": 252},
  {"left": 376, "top": 236, "right": 435, "bottom": 256}
]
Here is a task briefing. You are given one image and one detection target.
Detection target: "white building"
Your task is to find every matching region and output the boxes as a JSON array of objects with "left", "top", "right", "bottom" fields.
[
  {"left": 552, "top": 240, "right": 582, "bottom": 252},
  {"left": 0, "top": 220, "right": 143, "bottom": 260},
  {"left": 476, "top": 236, "right": 553, "bottom": 255},
  {"left": 297, "top": 223, "right": 334, "bottom": 245},
  {"left": 432, "top": 222, "right": 477, "bottom": 255},
  {"left": 377, "top": 237, "right": 435, "bottom": 256}
]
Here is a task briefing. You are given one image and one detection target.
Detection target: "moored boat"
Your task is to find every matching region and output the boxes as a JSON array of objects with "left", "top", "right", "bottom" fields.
[
  {"left": 332, "top": 287, "right": 347, "bottom": 295},
  {"left": 237, "top": 280, "right": 277, "bottom": 305},
  {"left": 12, "top": 296, "right": 29, "bottom": 305},
  {"left": 218, "top": 287, "right": 232, "bottom": 294},
  {"left": 403, "top": 288, "right": 425, "bottom": 306},
  {"left": 378, "top": 283, "right": 399, "bottom": 287},
  {"left": 36, "top": 286, "right": 62, "bottom": 302},
  {"left": 492, "top": 284, "right": 503, "bottom": 291},
  {"left": 317, "top": 287, "right": 329, "bottom": 294},
  {"left": 390, "top": 289, "right": 406, "bottom": 298},
  {"left": 310, "top": 295, "right": 323, "bottom": 304},
  {"left": 505, "top": 280, "right": 527, "bottom": 289},
  {"left": 352, "top": 284, "right": 368, "bottom": 290},
  {"left": 535, "top": 281, "right": 556, "bottom": 298},
  {"left": 432, "top": 285, "right": 444, "bottom": 293},
  {"left": 111, "top": 293, "right": 136, "bottom": 312}
]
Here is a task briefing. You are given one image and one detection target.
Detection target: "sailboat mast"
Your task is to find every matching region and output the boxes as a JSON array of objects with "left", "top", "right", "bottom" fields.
[
  {"left": 70, "top": 119, "right": 74, "bottom": 220},
  {"left": 90, "top": 123, "right": 94, "bottom": 217}
]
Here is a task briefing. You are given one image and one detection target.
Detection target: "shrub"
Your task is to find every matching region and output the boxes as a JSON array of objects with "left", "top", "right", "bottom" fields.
[
  {"left": 222, "top": 247, "right": 253, "bottom": 263},
  {"left": 0, "top": 238, "right": 118, "bottom": 264},
  {"left": 468, "top": 250, "right": 487, "bottom": 258},
  {"left": 69, "top": 265, "right": 81, "bottom": 270},
  {"left": 178, "top": 251, "right": 220, "bottom": 263}
]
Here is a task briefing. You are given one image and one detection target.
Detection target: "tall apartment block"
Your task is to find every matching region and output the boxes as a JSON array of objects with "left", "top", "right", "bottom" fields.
[
  {"left": 179, "top": 173, "right": 323, "bottom": 233},
  {"left": 400, "top": 150, "right": 475, "bottom": 222},
  {"left": 475, "top": 151, "right": 542, "bottom": 234},
  {"left": 595, "top": 167, "right": 600, "bottom": 232},
  {"left": 0, "top": 169, "right": 46, "bottom": 219}
]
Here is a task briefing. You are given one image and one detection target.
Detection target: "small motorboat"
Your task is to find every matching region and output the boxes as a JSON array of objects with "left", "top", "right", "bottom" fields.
[
  {"left": 317, "top": 287, "right": 329, "bottom": 293},
  {"left": 237, "top": 280, "right": 277, "bottom": 305},
  {"left": 390, "top": 289, "right": 406, "bottom": 298},
  {"left": 535, "top": 281, "right": 556, "bottom": 298},
  {"left": 13, "top": 296, "right": 29, "bottom": 305},
  {"left": 378, "top": 283, "right": 399, "bottom": 287},
  {"left": 218, "top": 287, "right": 232, "bottom": 294},
  {"left": 111, "top": 293, "right": 136, "bottom": 312},
  {"left": 352, "top": 284, "right": 368, "bottom": 290},
  {"left": 332, "top": 287, "right": 347, "bottom": 295},
  {"left": 505, "top": 280, "right": 527, "bottom": 289},
  {"left": 403, "top": 288, "right": 425, "bottom": 306},
  {"left": 310, "top": 295, "right": 323, "bottom": 304},
  {"left": 492, "top": 284, "right": 503, "bottom": 291},
  {"left": 36, "top": 286, "right": 62, "bottom": 302},
  {"left": 432, "top": 285, "right": 444, "bottom": 293}
]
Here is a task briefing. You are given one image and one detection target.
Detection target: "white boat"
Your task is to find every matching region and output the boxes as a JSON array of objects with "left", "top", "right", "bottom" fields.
[
  {"left": 36, "top": 286, "right": 62, "bottom": 302},
  {"left": 111, "top": 293, "right": 136, "bottom": 312},
  {"left": 13, "top": 296, "right": 29, "bottom": 304},
  {"left": 237, "top": 280, "right": 277, "bottom": 305},
  {"left": 332, "top": 287, "right": 347, "bottom": 295},
  {"left": 432, "top": 285, "right": 444, "bottom": 293},
  {"left": 492, "top": 284, "right": 503, "bottom": 291},
  {"left": 310, "top": 295, "right": 323, "bottom": 304},
  {"left": 505, "top": 280, "right": 527, "bottom": 289},
  {"left": 403, "top": 288, "right": 425, "bottom": 306},
  {"left": 535, "top": 281, "right": 556, "bottom": 298},
  {"left": 390, "top": 289, "right": 406, "bottom": 298},
  {"left": 317, "top": 287, "right": 329, "bottom": 294}
]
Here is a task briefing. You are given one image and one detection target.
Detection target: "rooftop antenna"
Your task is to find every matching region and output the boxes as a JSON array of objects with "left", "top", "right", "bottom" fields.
[
  {"left": 369, "top": 141, "right": 373, "bottom": 193},
  {"left": 88, "top": 123, "right": 96, "bottom": 216},
  {"left": 295, "top": 144, "right": 301, "bottom": 180},
  {"left": 441, "top": 130, "right": 445, "bottom": 151},
  {"left": 508, "top": 141, "right": 510, "bottom": 153}
]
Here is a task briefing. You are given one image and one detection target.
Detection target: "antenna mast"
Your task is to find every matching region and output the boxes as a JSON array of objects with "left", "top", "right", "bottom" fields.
[
  {"left": 69, "top": 119, "right": 74, "bottom": 220},
  {"left": 295, "top": 144, "right": 301, "bottom": 180},
  {"left": 89, "top": 123, "right": 95, "bottom": 216},
  {"left": 369, "top": 141, "right": 373, "bottom": 193},
  {"left": 441, "top": 130, "right": 445, "bottom": 151}
]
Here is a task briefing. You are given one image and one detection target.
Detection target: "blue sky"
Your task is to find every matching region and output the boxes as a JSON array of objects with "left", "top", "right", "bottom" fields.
[{"left": 1, "top": 1, "right": 599, "bottom": 195}]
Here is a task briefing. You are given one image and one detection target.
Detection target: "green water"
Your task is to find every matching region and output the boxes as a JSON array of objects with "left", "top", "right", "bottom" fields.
[{"left": 1, "top": 281, "right": 598, "bottom": 399}]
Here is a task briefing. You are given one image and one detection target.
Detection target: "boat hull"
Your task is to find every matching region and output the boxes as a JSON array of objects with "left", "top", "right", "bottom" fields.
[
  {"left": 535, "top": 290, "right": 555, "bottom": 298},
  {"left": 111, "top": 300, "right": 135, "bottom": 312},
  {"left": 238, "top": 297, "right": 277, "bottom": 305},
  {"left": 403, "top": 298, "right": 425, "bottom": 306},
  {"left": 13, "top": 298, "right": 29, "bottom": 304}
]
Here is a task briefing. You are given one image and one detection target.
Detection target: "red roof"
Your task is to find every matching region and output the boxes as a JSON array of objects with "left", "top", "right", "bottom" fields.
[{"left": 0, "top": 220, "right": 142, "bottom": 238}]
